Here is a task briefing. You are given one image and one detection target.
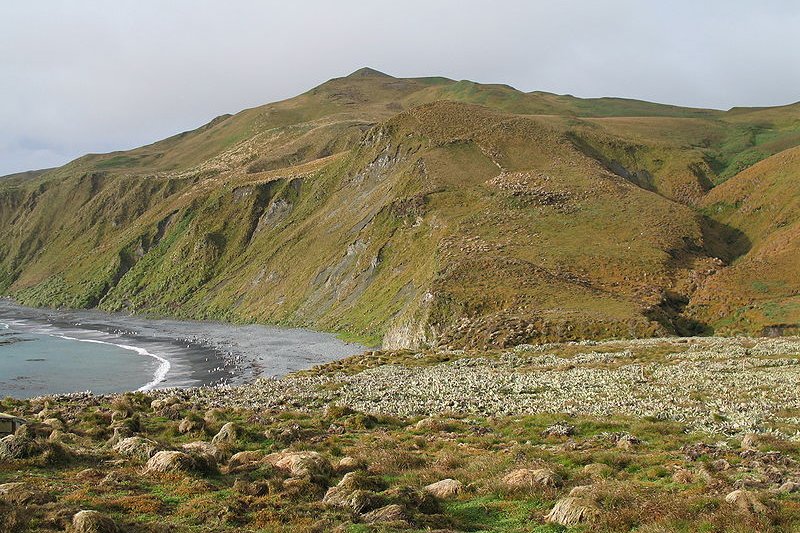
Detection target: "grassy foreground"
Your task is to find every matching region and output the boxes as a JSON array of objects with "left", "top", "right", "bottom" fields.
[{"left": 2, "top": 338, "right": 800, "bottom": 532}]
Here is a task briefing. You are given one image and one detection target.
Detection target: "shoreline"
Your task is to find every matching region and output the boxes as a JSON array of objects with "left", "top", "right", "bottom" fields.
[
  {"left": 0, "top": 300, "right": 367, "bottom": 398},
  {"left": 48, "top": 333, "right": 172, "bottom": 392}
]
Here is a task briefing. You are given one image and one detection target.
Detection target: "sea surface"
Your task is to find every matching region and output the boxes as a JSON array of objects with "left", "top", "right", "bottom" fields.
[{"left": 0, "top": 300, "right": 366, "bottom": 399}]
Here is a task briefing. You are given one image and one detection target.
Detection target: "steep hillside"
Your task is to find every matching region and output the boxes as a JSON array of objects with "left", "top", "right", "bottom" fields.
[
  {"left": 1, "top": 69, "right": 799, "bottom": 347},
  {"left": 690, "top": 146, "right": 800, "bottom": 335}
]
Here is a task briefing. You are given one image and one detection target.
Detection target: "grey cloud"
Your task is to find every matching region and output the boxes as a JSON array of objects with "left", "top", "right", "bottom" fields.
[{"left": 1, "top": 0, "right": 799, "bottom": 175}]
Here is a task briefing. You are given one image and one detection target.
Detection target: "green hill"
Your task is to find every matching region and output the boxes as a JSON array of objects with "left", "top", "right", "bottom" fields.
[{"left": 1, "top": 68, "right": 799, "bottom": 347}]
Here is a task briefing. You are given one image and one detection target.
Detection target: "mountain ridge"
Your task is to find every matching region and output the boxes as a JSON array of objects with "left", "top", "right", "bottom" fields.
[{"left": 1, "top": 69, "right": 799, "bottom": 346}]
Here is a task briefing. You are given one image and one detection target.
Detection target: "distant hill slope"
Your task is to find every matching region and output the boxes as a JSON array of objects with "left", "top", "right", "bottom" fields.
[
  {"left": 1, "top": 69, "right": 798, "bottom": 347},
  {"left": 690, "top": 146, "right": 800, "bottom": 335}
]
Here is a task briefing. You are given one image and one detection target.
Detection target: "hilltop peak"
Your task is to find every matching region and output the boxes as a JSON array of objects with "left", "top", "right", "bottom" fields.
[{"left": 345, "top": 67, "right": 394, "bottom": 79}]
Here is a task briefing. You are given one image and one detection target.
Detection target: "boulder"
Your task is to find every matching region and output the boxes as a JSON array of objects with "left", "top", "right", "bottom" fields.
[
  {"left": 545, "top": 497, "right": 599, "bottom": 526},
  {"left": 113, "top": 436, "right": 160, "bottom": 461},
  {"left": 72, "top": 510, "right": 119, "bottom": 533},
  {"left": 423, "top": 478, "right": 463, "bottom": 499},
  {"left": 502, "top": 468, "right": 560, "bottom": 489},
  {"left": 725, "top": 490, "right": 768, "bottom": 514},
  {"left": 211, "top": 422, "right": 238, "bottom": 445},
  {"left": 361, "top": 503, "right": 409, "bottom": 525}
]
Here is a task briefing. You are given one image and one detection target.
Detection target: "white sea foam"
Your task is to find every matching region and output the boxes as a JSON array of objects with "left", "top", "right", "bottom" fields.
[
  {"left": 52, "top": 334, "right": 171, "bottom": 391},
  {"left": 0, "top": 322, "right": 9, "bottom": 329}
]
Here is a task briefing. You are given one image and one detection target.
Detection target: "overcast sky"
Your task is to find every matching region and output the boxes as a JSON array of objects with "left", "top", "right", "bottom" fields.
[{"left": 1, "top": 0, "right": 799, "bottom": 176}]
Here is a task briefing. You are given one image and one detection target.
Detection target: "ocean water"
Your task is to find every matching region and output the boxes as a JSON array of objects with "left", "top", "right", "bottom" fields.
[
  {"left": 0, "top": 319, "right": 164, "bottom": 398},
  {"left": 0, "top": 303, "right": 232, "bottom": 399},
  {"left": 0, "top": 300, "right": 366, "bottom": 399}
]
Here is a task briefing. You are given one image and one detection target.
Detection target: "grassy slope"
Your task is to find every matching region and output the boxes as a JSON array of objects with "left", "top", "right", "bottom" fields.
[
  {"left": 690, "top": 146, "right": 800, "bottom": 334},
  {"left": 1, "top": 69, "right": 799, "bottom": 346}
]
